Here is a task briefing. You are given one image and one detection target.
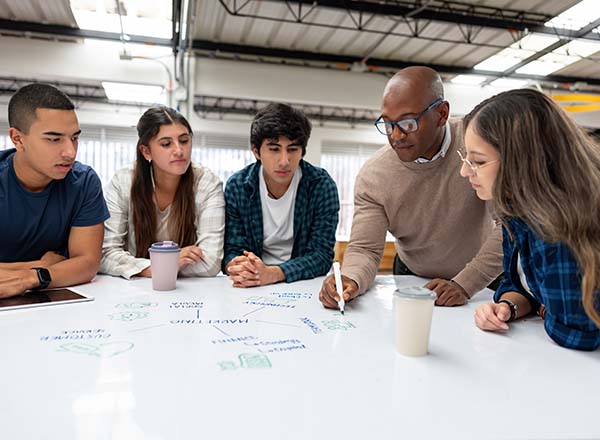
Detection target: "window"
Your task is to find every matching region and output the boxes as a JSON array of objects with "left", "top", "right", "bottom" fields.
[{"left": 0, "top": 123, "right": 255, "bottom": 187}]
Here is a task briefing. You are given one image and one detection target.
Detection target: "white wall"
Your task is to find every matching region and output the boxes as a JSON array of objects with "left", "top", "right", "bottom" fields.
[{"left": 0, "top": 37, "right": 171, "bottom": 86}]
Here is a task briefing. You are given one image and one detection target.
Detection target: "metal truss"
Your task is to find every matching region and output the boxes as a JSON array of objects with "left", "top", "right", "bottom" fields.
[
  {"left": 217, "top": 0, "right": 600, "bottom": 50},
  {"left": 193, "top": 40, "right": 600, "bottom": 88},
  {"left": 194, "top": 95, "right": 380, "bottom": 125},
  {"left": 0, "top": 77, "right": 107, "bottom": 102}
]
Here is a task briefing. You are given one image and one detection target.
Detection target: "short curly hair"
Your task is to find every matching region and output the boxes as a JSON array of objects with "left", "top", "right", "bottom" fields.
[{"left": 250, "top": 103, "right": 312, "bottom": 156}]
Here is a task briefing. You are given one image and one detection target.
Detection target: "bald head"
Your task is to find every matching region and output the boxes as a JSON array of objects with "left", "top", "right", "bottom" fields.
[
  {"left": 378, "top": 66, "right": 449, "bottom": 163},
  {"left": 383, "top": 66, "right": 444, "bottom": 104}
]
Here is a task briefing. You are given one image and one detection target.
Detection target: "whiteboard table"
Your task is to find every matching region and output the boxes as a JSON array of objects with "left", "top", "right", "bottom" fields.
[{"left": 0, "top": 275, "right": 598, "bottom": 440}]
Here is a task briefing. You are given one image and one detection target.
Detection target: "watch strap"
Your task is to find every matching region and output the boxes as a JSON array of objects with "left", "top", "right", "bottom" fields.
[
  {"left": 31, "top": 267, "right": 51, "bottom": 290},
  {"left": 498, "top": 298, "right": 518, "bottom": 322}
]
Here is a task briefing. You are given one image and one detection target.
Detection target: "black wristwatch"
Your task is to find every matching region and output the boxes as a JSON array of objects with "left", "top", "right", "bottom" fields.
[
  {"left": 32, "top": 267, "right": 52, "bottom": 290},
  {"left": 498, "top": 298, "right": 518, "bottom": 322}
]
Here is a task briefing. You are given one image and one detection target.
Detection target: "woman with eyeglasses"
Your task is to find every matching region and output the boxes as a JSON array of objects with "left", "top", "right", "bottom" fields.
[
  {"left": 100, "top": 106, "right": 225, "bottom": 279},
  {"left": 460, "top": 88, "right": 600, "bottom": 350}
]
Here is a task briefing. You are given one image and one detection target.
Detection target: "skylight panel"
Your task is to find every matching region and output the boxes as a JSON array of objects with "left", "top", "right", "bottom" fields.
[
  {"left": 488, "top": 78, "right": 530, "bottom": 88},
  {"left": 545, "top": 0, "right": 600, "bottom": 31},
  {"left": 474, "top": 34, "right": 560, "bottom": 72},
  {"left": 450, "top": 75, "right": 487, "bottom": 85},
  {"left": 554, "top": 40, "right": 600, "bottom": 58},
  {"left": 515, "top": 60, "right": 566, "bottom": 76},
  {"left": 71, "top": 0, "right": 172, "bottom": 39}
]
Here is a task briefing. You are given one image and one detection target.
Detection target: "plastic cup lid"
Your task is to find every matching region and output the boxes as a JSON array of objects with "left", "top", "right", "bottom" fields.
[
  {"left": 394, "top": 286, "right": 437, "bottom": 300},
  {"left": 149, "top": 241, "right": 180, "bottom": 253}
]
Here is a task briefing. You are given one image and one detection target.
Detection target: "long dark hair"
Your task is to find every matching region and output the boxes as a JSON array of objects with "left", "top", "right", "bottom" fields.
[
  {"left": 131, "top": 106, "right": 197, "bottom": 258},
  {"left": 464, "top": 88, "right": 600, "bottom": 328}
]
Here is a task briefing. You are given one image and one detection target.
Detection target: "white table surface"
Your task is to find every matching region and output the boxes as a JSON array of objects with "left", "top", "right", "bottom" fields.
[{"left": 0, "top": 274, "right": 598, "bottom": 440}]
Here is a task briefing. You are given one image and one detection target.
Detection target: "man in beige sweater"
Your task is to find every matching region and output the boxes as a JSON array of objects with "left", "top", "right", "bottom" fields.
[{"left": 320, "top": 66, "right": 503, "bottom": 307}]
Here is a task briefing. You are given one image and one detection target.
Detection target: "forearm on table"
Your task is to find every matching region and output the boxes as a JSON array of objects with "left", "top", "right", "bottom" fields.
[
  {"left": 0, "top": 260, "right": 45, "bottom": 270},
  {"left": 46, "top": 255, "right": 101, "bottom": 288},
  {"left": 181, "top": 252, "right": 223, "bottom": 277}
]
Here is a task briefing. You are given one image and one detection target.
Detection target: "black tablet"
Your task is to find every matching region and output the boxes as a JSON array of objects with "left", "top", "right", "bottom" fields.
[{"left": 0, "top": 289, "right": 93, "bottom": 311}]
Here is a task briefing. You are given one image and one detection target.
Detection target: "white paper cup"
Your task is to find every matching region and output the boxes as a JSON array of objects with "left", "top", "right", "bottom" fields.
[
  {"left": 148, "top": 241, "right": 180, "bottom": 291},
  {"left": 393, "top": 286, "right": 436, "bottom": 356}
]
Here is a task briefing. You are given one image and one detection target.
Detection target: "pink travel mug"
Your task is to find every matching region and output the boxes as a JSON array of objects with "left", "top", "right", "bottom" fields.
[{"left": 148, "top": 241, "right": 180, "bottom": 291}]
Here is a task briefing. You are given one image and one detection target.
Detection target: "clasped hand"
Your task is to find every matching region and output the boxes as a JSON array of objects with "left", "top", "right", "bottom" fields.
[{"left": 226, "top": 251, "right": 283, "bottom": 288}]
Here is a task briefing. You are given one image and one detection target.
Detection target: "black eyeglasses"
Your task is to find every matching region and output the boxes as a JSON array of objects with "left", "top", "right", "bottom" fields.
[{"left": 374, "top": 99, "right": 444, "bottom": 136}]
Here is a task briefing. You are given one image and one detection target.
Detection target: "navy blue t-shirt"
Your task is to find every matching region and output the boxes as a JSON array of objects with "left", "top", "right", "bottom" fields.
[{"left": 0, "top": 148, "right": 110, "bottom": 262}]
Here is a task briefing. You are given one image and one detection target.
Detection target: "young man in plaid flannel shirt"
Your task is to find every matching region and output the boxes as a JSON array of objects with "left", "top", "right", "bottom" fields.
[{"left": 223, "top": 103, "right": 339, "bottom": 287}]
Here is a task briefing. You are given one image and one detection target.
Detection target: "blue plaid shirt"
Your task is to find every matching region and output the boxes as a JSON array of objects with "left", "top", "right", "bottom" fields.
[
  {"left": 223, "top": 160, "right": 339, "bottom": 282},
  {"left": 495, "top": 218, "right": 600, "bottom": 351}
]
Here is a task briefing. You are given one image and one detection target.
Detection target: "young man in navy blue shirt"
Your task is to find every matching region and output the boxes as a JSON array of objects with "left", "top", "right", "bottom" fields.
[
  {"left": 223, "top": 103, "right": 339, "bottom": 287},
  {"left": 0, "top": 84, "right": 109, "bottom": 298}
]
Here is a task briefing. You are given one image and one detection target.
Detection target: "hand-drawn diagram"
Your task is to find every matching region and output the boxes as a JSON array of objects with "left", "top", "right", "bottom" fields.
[
  {"left": 56, "top": 341, "right": 134, "bottom": 358},
  {"left": 42, "top": 285, "right": 354, "bottom": 368}
]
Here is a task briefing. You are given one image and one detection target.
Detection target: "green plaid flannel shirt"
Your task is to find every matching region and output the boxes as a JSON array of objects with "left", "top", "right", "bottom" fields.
[{"left": 223, "top": 160, "right": 339, "bottom": 282}]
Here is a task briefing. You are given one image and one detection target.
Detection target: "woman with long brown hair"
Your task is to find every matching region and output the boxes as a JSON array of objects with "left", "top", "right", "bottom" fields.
[
  {"left": 100, "top": 106, "right": 224, "bottom": 279},
  {"left": 460, "top": 88, "right": 600, "bottom": 350}
]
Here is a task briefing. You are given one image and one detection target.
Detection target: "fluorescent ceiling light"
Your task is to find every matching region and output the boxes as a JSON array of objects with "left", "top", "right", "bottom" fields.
[
  {"left": 545, "top": 0, "right": 600, "bottom": 31},
  {"left": 71, "top": 0, "right": 172, "bottom": 39},
  {"left": 489, "top": 78, "right": 530, "bottom": 88},
  {"left": 474, "top": 34, "right": 559, "bottom": 72},
  {"left": 451, "top": 75, "right": 487, "bottom": 85},
  {"left": 102, "top": 81, "right": 166, "bottom": 104}
]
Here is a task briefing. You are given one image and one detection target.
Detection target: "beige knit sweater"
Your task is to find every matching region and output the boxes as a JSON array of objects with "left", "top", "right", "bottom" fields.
[{"left": 342, "top": 119, "right": 503, "bottom": 297}]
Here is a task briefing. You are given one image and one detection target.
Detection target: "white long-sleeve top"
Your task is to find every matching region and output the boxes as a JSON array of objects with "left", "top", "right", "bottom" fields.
[{"left": 100, "top": 164, "right": 225, "bottom": 279}]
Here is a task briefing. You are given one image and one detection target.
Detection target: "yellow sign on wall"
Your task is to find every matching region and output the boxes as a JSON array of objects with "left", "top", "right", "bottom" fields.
[{"left": 552, "top": 94, "right": 600, "bottom": 112}]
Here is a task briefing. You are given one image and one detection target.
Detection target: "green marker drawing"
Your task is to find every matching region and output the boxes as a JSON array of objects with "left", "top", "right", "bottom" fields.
[
  {"left": 238, "top": 353, "right": 272, "bottom": 369},
  {"left": 109, "top": 311, "right": 149, "bottom": 321},
  {"left": 218, "top": 353, "right": 272, "bottom": 371},
  {"left": 321, "top": 319, "right": 356, "bottom": 331},
  {"left": 218, "top": 361, "right": 239, "bottom": 371},
  {"left": 115, "top": 302, "right": 157, "bottom": 309},
  {"left": 57, "top": 341, "right": 134, "bottom": 358}
]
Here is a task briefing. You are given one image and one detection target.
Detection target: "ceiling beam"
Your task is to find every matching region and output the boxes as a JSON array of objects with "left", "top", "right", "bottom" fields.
[
  {"left": 194, "top": 94, "right": 378, "bottom": 125},
  {"left": 193, "top": 39, "right": 600, "bottom": 86},
  {"left": 227, "top": 0, "right": 600, "bottom": 42}
]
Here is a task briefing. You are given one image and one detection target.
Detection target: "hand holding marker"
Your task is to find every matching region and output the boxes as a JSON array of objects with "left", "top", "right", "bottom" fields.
[{"left": 333, "top": 261, "right": 345, "bottom": 315}]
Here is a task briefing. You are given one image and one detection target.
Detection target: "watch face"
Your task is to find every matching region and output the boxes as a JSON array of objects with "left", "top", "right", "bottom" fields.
[{"left": 34, "top": 268, "right": 52, "bottom": 289}]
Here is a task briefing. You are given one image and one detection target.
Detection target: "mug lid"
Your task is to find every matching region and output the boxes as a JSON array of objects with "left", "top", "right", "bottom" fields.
[
  {"left": 149, "top": 241, "right": 180, "bottom": 253},
  {"left": 394, "top": 286, "right": 437, "bottom": 300}
]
